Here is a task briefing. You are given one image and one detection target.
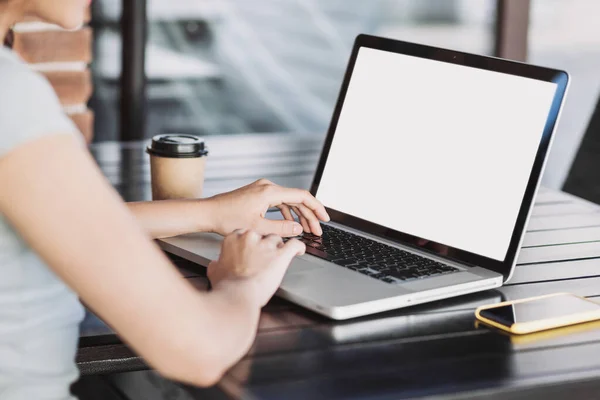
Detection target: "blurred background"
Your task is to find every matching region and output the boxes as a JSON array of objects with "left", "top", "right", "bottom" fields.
[{"left": 88, "top": 0, "right": 600, "bottom": 191}]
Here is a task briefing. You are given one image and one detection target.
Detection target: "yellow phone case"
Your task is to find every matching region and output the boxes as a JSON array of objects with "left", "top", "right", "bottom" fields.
[
  {"left": 475, "top": 292, "right": 600, "bottom": 335},
  {"left": 474, "top": 318, "right": 600, "bottom": 346}
]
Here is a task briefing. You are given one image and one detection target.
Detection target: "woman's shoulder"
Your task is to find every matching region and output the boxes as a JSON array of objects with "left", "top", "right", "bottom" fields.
[
  {"left": 0, "top": 47, "right": 58, "bottom": 102},
  {"left": 0, "top": 47, "right": 79, "bottom": 157}
]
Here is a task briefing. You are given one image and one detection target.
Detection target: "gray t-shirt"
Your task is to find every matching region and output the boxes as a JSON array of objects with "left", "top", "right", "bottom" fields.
[{"left": 0, "top": 46, "right": 85, "bottom": 400}]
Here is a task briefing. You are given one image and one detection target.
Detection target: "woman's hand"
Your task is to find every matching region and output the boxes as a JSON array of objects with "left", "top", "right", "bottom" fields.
[
  {"left": 206, "top": 179, "right": 330, "bottom": 237},
  {"left": 208, "top": 230, "right": 306, "bottom": 307}
]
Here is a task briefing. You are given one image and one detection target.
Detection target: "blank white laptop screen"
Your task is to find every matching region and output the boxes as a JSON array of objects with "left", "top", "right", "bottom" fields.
[{"left": 316, "top": 47, "right": 558, "bottom": 261}]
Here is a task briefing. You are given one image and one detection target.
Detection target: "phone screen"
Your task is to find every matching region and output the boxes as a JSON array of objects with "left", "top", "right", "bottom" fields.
[{"left": 480, "top": 294, "right": 600, "bottom": 327}]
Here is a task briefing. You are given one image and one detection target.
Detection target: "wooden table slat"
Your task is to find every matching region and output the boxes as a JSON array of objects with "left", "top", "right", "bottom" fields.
[
  {"left": 517, "top": 241, "right": 600, "bottom": 264},
  {"left": 523, "top": 226, "right": 600, "bottom": 247},
  {"left": 228, "top": 330, "right": 600, "bottom": 388},
  {"left": 526, "top": 213, "right": 600, "bottom": 232},
  {"left": 534, "top": 191, "right": 577, "bottom": 204},
  {"left": 531, "top": 202, "right": 597, "bottom": 217},
  {"left": 499, "top": 276, "right": 600, "bottom": 299},
  {"left": 509, "top": 258, "right": 600, "bottom": 285},
  {"left": 236, "top": 345, "right": 600, "bottom": 400}
]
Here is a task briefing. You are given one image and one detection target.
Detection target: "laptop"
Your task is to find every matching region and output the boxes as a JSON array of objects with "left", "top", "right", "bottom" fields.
[{"left": 159, "top": 34, "right": 569, "bottom": 320}]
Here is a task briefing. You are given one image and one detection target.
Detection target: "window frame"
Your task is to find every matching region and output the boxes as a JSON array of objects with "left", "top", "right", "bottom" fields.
[{"left": 117, "top": 0, "right": 531, "bottom": 142}]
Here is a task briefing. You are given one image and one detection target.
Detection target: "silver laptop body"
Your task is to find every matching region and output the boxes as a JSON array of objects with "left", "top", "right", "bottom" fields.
[{"left": 159, "top": 35, "right": 569, "bottom": 320}]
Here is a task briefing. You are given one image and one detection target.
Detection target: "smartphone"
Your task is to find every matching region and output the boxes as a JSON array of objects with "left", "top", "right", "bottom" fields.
[{"left": 475, "top": 293, "right": 600, "bottom": 335}]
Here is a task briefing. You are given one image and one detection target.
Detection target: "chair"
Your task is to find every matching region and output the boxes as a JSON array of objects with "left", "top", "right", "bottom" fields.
[{"left": 563, "top": 94, "right": 600, "bottom": 204}]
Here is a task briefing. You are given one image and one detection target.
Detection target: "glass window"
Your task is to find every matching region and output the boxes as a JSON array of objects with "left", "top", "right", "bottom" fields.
[
  {"left": 529, "top": 0, "right": 600, "bottom": 188},
  {"left": 91, "top": 0, "right": 495, "bottom": 141},
  {"left": 90, "top": 0, "right": 122, "bottom": 142}
]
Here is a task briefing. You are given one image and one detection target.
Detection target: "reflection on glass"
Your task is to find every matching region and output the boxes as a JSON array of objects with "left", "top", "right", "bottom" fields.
[{"left": 90, "top": 0, "right": 494, "bottom": 141}]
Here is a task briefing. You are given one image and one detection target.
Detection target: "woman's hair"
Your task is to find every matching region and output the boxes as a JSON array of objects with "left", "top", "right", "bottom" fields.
[
  {"left": 4, "top": 28, "right": 14, "bottom": 48},
  {"left": 1, "top": 0, "right": 15, "bottom": 47}
]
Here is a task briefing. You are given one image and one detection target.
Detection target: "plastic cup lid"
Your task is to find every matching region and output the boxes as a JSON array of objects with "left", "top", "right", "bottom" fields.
[{"left": 147, "top": 134, "right": 208, "bottom": 158}]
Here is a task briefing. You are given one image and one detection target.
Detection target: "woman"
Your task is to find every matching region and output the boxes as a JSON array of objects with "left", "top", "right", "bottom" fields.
[{"left": 0, "top": 1, "right": 329, "bottom": 399}]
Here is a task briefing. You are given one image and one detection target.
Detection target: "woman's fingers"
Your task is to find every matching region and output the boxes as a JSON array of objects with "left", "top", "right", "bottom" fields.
[
  {"left": 262, "top": 233, "right": 284, "bottom": 247},
  {"left": 291, "top": 206, "right": 310, "bottom": 234},
  {"left": 292, "top": 203, "right": 323, "bottom": 236},
  {"left": 278, "top": 238, "right": 306, "bottom": 260},
  {"left": 266, "top": 186, "right": 330, "bottom": 222},
  {"left": 277, "top": 204, "right": 295, "bottom": 222},
  {"left": 280, "top": 203, "right": 322, "bottom": 236}
]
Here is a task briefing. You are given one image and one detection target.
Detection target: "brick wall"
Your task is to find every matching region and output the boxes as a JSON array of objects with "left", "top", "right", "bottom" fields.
[{"left": 12, "top": 9, "right": 94, "bottom": 143}]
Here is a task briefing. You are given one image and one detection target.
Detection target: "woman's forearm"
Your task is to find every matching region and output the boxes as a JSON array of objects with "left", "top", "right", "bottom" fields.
[
  {"left": 157, "top": 286, "right": 260, "bottom": 386},
  {"left": 0, "top": 136, "right": 258, "bottom": 388},
  {"left": 127, "top": 199, "right": 216, "bottom": 239}
]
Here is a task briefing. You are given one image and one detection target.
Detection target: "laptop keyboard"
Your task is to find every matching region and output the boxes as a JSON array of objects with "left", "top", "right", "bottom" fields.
[{"left": 296, "top": 225, "right": 459, "bottom": 284}]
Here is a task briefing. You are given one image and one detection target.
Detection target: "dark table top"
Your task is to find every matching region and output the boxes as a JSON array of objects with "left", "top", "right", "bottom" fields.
[{"left": 79, "top": 136, "right": 600, "bottom": 399}]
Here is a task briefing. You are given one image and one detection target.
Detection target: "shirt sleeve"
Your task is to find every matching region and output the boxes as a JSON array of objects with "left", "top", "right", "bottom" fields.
[{"left": 0, "top": 59, "right": 80, "bottom": 158}]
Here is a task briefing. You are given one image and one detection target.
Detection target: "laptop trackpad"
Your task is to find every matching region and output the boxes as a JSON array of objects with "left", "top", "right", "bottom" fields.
[{"left": 287, "top": 257, "right": 324, "bottom": 274}]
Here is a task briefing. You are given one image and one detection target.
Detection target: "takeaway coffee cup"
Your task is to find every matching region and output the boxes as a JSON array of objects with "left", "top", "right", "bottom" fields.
[{"left": 147, "top": 134, "right": 209, "bottom": 200}]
